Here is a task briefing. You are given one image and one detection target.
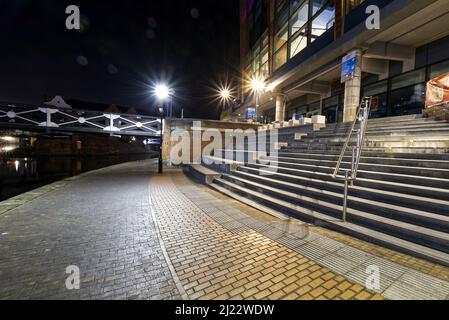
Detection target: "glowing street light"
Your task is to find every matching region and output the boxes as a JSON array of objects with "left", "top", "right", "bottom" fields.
[
  {"left": 249, "top": 77, "right": 266, "bottom": 122},
  {"left": 250, "top": 78, "right": 266, "bottom": 94},
  {"left": 154, "top": 84, "right": 171, "bottom": 101},
  {"left": 152, "top": 83, "right": 174, "bottom": 175},
  {"left": 220, "top": 88, "right": 231, "bottom": 100}
]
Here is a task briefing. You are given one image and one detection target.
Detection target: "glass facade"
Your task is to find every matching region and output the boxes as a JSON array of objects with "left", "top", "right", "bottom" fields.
[
  {"left": 273, "top": 0, "right": 335, "bottom": 71},
  {"left": 245, "top": 0, "right": 336, "bottom": 78},
  {"left": 345, "top": 0, "right": 365, "bottom": 14},
  {"left": 241, "top": 0, "right": 449, "bottom": 124},
  {"left": 283, "top": 58, "right": 449, "bottom": 123},
  {"left": 322, "top": 96, "right": 342, "bottom": 123}
]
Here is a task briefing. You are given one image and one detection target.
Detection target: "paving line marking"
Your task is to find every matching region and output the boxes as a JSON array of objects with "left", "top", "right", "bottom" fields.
[{"left": 148, "top": 177, "right": 189, "bottom": 301}]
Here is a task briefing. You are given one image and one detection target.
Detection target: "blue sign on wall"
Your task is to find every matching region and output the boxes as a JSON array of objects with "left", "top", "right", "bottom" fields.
[
  {"left": 245, "top": 108, "right": 256, "bottom": 119},
  {"left": 341, "top": 51, "right": 357, "bottom": 83}
]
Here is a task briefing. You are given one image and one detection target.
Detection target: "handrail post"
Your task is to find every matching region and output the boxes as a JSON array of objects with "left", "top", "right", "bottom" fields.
[
  {"left": 333, "top": 97, "right": 372, "bottom": 222},
  {"left": 343, "top": 169, "right": 350, "bottom": 222}
]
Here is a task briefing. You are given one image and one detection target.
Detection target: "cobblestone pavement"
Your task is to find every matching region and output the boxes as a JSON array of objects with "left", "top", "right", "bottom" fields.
[
  {"left": 150, "top": 171, "right": 383, "bottom": 300},
  {"left": 0, "top": 161, "right": 181, "bottom": 300}
]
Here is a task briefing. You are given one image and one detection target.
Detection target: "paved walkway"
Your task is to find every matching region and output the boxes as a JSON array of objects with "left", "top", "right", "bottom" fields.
[
  {"left": 1, "top": 160, "right": 449, "bottom": 300},
  {"left": 0, "top": 161, "right": 180, "bottom": 300}
]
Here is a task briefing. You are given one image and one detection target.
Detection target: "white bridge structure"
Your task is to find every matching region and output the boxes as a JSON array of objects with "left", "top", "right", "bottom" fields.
[{"left": 0, "top": 102, "right": 161, "bottom": 138}]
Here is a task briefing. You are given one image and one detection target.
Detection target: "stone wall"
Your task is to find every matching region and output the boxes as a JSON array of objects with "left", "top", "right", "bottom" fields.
[
  {"left": 35, "top": 133, "right": 154, "bottom": 156},
  {"left": 162, "top": 119, "right": 260, "bottom": 164}
]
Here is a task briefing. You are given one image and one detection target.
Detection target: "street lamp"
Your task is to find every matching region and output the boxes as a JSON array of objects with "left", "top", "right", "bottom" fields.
[
  {"left": 250, "top": 77, "right": 266, "bottom": 122},
  {"left": 217, "top": 86, "right": 234, "bottom": 114},
  {"left": 220, "top": 88, "right": 231, "bottom": 100},
  {"left": 153, "top": 83, "right": 173, "bottom": 174}
]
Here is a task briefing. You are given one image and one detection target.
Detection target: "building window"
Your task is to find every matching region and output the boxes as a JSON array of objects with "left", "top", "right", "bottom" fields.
[
  {"left": 322, "top": 96, "right": 342, "bottom": 124},
  {"left": 275, "top": 25, "right": 288, "bottom": 51},
  {"left": 289, "top": 1, "right": 309, "bottom": 35},
  {"left": 390, "top": 84, "right": 426, "bottom": 116},
  {"left": 290, "top": 0, "right": 304, "bottom": 12},
  {"left": 363, "top": 80, "right": 388, "bottom": 97},
  {"left": 362, "top": 80, "right": 388, "bottom": 119},
  {"left": 274, "top": 44, "right": 288, "bottom": 70},
  {"left": 311, "top": 2, "right": 335, "bottom": 42},
  {"left": 276, "top": 0, "right": 289, "bottom": 29},
  {"left": 290, "top": 26, "right": 308, "bottom": 58},
  {"left": 391, "top": 69, "right": 426, "bottom": 91},
  {"left": 345, "top": 0, "right": 365, "bottom": 14},
  {"left": 430, "top": 59, "right": 449, "bottom": 79},
  {"left": 274, "top": 25, "right": 288, "bottom": 70}
]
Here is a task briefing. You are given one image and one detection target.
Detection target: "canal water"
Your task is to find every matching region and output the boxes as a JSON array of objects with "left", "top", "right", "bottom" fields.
[{"left": 0, "top": 154, "right": 156, "bottom": 201}]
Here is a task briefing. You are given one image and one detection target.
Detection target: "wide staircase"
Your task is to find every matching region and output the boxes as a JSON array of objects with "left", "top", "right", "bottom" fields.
[{"left": 196, "top": 114, "right": 449, "bottom": 266}]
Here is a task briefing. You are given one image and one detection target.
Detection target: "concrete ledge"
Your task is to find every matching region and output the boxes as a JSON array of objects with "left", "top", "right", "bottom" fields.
[{"left": 185, "top": 165, "right": 221, "bottom": 185}]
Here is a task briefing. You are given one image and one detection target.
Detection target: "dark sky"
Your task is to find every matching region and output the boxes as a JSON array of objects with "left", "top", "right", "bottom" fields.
[{"left": 0, "top": 0, "right": 240, "bottom": 119}]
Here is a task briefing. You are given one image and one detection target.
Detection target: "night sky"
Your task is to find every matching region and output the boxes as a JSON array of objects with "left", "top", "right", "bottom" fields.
[{"left": 0, "top": 0, "right": 240, "bottom": 119}]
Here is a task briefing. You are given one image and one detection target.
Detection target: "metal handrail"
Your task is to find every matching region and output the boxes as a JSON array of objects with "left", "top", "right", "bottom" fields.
[
  {"left": 332, "top": 97, "right": 372, "bottom": 222},
  {"left": 352, "top": 98, "right": 372, "bottom": 180},
  {"left": 332, "top": 97, "right": 372, "bottom": 179}
]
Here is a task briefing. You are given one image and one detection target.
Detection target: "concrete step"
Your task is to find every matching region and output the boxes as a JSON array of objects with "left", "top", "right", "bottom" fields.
[
  {"left": 228, "top": 170, "right": 449, "bottom": 232},
  {"left": 283, "top": 145, "right": 449, "bottom": 154},
  {"left": 184, "top": 165, "right": 221, "bottom": 185},
  {"left": 308, "top": 127, "right": 449, "bottom": 139},
  {"left": 245, "top": 161, "right": 449, "bottom": 190},
  {"left": 238, "top": 164, "right": 449, "bottom": 203},
  {"left": 278, "top": 149, "right": 449, "bottom": 160},
  {"left": 322, "top": 117, "right": 446, "bottom": 130},
  {"left": 301, "top": 135, "right": 449, "bottom": 143},
  {"left": 213, "top": 177, "right": 449, "bottom": 257},
  {"left": 262, "top": 156, "right": 449, "bottom": 178},
  {"left": 325, "top": 120, "right": 449, "bottom": 131},
  {"left": 290, "top": 140, "right": 449, "bottom": 149},
  {"left": 274, "top": 152, "right": 449, "bottom": 168},
  {"left": 254, "top": 158, "right": 449, "bottom": 182}
]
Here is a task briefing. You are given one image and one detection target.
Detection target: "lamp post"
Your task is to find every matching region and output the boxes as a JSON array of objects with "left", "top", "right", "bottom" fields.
[
  {"left": 219, "top": 87, "right": 232, "bottom": 114},
  {"left": 250, "top": 78, "right": 266, "bottom": 123},
  {"left": 154, "top": 84, "right": 173, "bottom": 174}
]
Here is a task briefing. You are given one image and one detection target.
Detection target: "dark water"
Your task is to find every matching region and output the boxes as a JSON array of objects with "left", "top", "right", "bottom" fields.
[{"left": 0, "top": 154, "right": 156, "bottom": 201}]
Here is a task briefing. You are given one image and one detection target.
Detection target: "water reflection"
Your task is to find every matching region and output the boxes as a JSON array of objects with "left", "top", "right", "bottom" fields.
[{"left": 0, "top": 154, "right": 155, "bottom": 201}]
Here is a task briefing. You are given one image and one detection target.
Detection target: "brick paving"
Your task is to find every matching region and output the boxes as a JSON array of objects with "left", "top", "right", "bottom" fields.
[
  {"left": 0, "top": 161, "right": 180, "bottom": 300},
  {"left": 149, "top": 171, "right": 382, "bottom": 300}
]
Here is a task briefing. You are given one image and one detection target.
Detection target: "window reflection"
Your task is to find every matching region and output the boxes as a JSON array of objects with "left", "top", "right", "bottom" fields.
[
  {"left": 290, "top": 27, "right": 307, "bottom": 58},
  {"left": 289, "top": 1, "right": 308, "bottom": 35},
  {"left": 311, "top": 3, "right": 335, "bottom": 42},
  {"left": 391, "top": 84, "right": 426, "bottom": 116},
  {"left": 345, "top": 0, "right": 366, "bottom": 14},
  {"left": 312, "top": 0, "right": 329, "bottom": 15}
]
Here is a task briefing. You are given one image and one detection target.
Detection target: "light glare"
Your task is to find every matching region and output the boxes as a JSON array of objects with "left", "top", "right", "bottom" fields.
[
  {"left": 220, "top": 88, "right": 231, "bottom": 99},
  {"left": 154, "top": 84, "right": 170, "bottom": 101},
  {"left": 250, "top": 78, "right": 265, "bottom": 93}
]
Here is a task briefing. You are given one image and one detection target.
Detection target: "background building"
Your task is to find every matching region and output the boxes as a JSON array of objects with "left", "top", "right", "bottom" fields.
[{"left": 236, "top": 0, "right": 449, "bottom": 124}]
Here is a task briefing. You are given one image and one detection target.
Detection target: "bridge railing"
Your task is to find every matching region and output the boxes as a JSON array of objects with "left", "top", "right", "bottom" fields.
[{"left": 0, "top": 103, "right": 161, "bottom": 137}]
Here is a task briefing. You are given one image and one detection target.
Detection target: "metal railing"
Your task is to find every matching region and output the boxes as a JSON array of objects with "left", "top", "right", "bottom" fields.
[
  {"left": 333, "top": 97, "right": 372, "bottom": 222},
  {"left": 0, "top": 103, "right": 161, "bottom": 137}
]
